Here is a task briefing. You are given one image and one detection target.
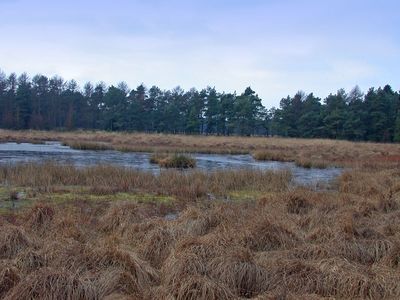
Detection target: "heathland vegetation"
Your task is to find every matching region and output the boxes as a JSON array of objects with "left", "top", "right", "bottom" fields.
[
  {"left": 0, "top": 150, "right": 400, "bottom": 299},
  {"left": 1, "top": 129, "right": 400, "bottom": 168},
  {"left": 0, "top": 130, "right": 400, "bottom": 298},
  {"left": 0, "top": 69, "right": 399, "bottom": 142}
]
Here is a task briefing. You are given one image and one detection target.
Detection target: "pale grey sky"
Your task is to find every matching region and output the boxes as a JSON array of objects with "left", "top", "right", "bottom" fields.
[{"left": 0, "top": 0, "right": 399, "bottom": 106}]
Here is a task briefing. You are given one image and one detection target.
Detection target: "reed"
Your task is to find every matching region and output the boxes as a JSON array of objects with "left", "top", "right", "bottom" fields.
[
  {"left": 1, "top": 129, "right": 400, "bottom": 168},
  {"left": 0, "top": 162, "right": 291, "bottom": 200},
  {"left": 0, "top": 167, "right": 400, "bottom": 299},
  {"left": 0, "top": 130, "right": 400, "bottom": 299},
  {"left": 62, "top": 140, "right": 113, "bottom": 151}
]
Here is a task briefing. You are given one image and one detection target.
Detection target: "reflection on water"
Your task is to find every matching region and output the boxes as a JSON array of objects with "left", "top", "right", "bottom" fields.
[{"left": 0, "top": 142, "right": 342, "bottom": 186}]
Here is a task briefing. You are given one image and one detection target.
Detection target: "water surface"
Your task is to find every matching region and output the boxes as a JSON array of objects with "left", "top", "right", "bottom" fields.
[{"left": 0, "top": 142, "right": 342, "bottom": 186}]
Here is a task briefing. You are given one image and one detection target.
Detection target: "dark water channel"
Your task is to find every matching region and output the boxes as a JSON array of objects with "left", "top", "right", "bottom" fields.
[{"left": 0, "top": 142, "right": 342, "bottom": 186}]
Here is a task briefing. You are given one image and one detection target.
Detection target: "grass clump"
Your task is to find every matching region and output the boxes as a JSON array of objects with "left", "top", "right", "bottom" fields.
[
  {"left": 0, "top": 264, "right": 20, "bottom": 298},
  {"left": 0, "top": 132, "right": 400, "bottom": 298},
  {"left": 0, "top": 169, "right": 400, "bottom": 298},
  {"left": 208, "top": 247, "right": 269, "bottom": 297},
  {"left": 62, "top": 140, "right": 113, "bottom": 151},
  {"left": 150, "top": 153, "right": 196, "bottom": 169},
  {"left": 0, "top": 225, "right": 33, "bottom": 259},
  {"left": 26, "top": 203, "right": 55, "bottom": 230},
  {"left": 138, "top": 226, "right": 177, "bottom": 268},
  {"left": 15, "top": 249, "right": 46, "bottom": 273},
  {"left": 160, "top": 274, "right": 234, "bottom": 300},
  {"left": 5, "top": 268, "right": 98, "bottom": 300},
  {"left": 286, "top": 191, "right": 313, "bottom": 214},
  {"left": 241, "top": 217, "right": 299, "bottom": 251}
]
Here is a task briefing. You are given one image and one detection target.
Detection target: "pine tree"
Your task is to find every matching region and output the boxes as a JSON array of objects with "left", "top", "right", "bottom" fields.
[{"left": 394, "top": 111, "right": 400, "bottom": 143}]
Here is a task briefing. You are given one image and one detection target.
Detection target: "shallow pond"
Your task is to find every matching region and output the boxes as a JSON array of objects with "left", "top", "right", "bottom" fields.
[{"left": 0, "top": 142, "right": 342, "bottom": 186}]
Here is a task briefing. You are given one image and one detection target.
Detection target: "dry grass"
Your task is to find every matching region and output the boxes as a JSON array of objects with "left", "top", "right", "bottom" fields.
[
  {"left": 240, "top": 215, "right": 300, "bottom": 252},
  {"left": 0, "top": 162, "right": 291, "bottom": 199},
  {"left": 252, "top": 150, "right": 293, "bottom": 162},
  {"left": 150, "top": 153, "right": 196, "bottom": 168},
  {"left": 0, "top": 167, "right": 399, "bottom": 299},
  {"left": 15, "top": 249, "right": 46, "bottom": 273},
  {"left": 62, "top": 140, "right": 114, "bottom": 151},
  {"left": 2, "top": 129, "right": 400, "bottom": 167},
  {"left": 0, "top": 263, "right": 20, "bottom": 298},
  {"left": 25, "top": 203, "right": 55, "bottom": 230},
  {"left": 138, "top": 225, "right": 177, "bottom": 268},
  {"left": 0, "top": 225, "right": 34, "bottom": 259},
  {"left": 1, "top": 131, "right": 400, "bottom": 299},
  {"left": 4, "top": 268, "right": 98, "bottom": 300},
  {"left": 208, "top": 247, "right": 269, "bottom": 297},
  {"left": 157, "top": 274, "right": 234, "bottom": 300}
]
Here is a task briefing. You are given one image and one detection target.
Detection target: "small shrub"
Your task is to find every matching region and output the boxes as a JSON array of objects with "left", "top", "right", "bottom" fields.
[{"left": 150, "top": 153, "right": 196, "bottom": 169}]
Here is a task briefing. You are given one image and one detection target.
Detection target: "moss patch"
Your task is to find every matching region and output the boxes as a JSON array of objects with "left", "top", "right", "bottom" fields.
[
  {"left": 0, "top": 185, "right": 176, "bottom": 214},
  {"left": 227, "top": 190, "right": 264, "bottom": 201}
]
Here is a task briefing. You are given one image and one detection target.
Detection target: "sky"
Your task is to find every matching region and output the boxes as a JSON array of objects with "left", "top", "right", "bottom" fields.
[{"left": 0, "top": 0, "right": 399, "bottom": 107}]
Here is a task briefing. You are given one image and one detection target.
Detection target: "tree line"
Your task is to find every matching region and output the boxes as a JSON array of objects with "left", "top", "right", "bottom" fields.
[{"left": 0, "top": 70, "right": 399, "bottom": 142}]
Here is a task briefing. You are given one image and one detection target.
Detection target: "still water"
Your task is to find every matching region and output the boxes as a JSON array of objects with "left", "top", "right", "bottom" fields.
[{"left": 0, "top": 142, "right": 342, "bottom": 186}]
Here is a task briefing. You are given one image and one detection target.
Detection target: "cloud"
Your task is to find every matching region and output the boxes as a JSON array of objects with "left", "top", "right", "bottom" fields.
[{"left": 0, "top": 0, "right": 399, "bottom": 107}]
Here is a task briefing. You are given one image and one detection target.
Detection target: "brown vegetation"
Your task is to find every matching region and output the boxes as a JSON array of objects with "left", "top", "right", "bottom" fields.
[
  {"left": 0, "top": 165, "right": 398, "bottom": 299},
  {"left": 2, "top": 129, "right": 400, "bottom": 168},
  {"left": 1, "top": 131, "right": 400, "bottom": 299},
  {"left": 150, "top": 153, "right": 196, "bottom": 168},
  {"left": 0, "top": 162, "right": 290, "bottom": 199}
]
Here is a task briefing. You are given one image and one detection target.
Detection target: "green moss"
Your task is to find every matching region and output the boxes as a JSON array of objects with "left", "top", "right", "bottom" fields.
[
  {"left": 0, "top": 187, "right": 9, "bottom": 199},
  {"left": 0, "top": 189, "right": 176, "bottom": 214},
  {"left": 227, "top": 190, "right": 264, "bottom": 201},
  {"left": 86, "top": 192, "right": 175, "bottom": 203},
  {"left": 0, "top": 187, "right": 33, "bottom": 214},
  {"left": 44, "top": 192, "right": 79, "bottom": 203},
  {"left": 36, "top": 189, "right": 176, "bottom": 204},
  {"left": 0, "top": 199, "right": 32, "bottom": 210}
]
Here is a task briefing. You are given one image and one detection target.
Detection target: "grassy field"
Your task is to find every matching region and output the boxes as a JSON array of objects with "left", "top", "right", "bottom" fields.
[{"left": 1, "top": 130, "right": 400, "bottom": 299}]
